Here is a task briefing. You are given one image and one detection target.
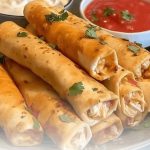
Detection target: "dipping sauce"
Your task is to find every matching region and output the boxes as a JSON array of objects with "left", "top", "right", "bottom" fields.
[
  {"left": 0, "top": 0, "right": 69, "bottom": 16},
  {"left": 85, "top": 0, "right": 150, "bottom": 32}
]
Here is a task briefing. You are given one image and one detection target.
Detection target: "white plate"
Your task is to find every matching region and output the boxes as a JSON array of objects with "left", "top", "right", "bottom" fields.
[{"left": 1, "top": 115, "right": 150, "bottom": 150}]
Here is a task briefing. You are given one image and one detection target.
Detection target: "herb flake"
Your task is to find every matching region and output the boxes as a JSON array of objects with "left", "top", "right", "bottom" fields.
[
  {"left": 134, "top": 42, "right": 142, "bottom": 47},
  {"left": 59, "top": 114, "right": 74, "bottom": 123},
  {"left": 69, "top": 82, "right": 84, "bottom": 96},
  {"left": 121, "top": 10, "right": 134, "bottom": 21},
  {"left": 85, "top": 26, "right": 97, "bottom": 39},
  {"left": 17, "top": 32, "right": 28, "bottom": 37},
  {"left": 91, "top": 11, "right": 99, "bottom": 22},
  {"left": 92, "top": 88, "right": 98, "bottom": 91},
  {"left": 33, "top": 117, "right": 41, "bottom": 129},
  {"left": 45, "top": 10, "right": 68, "bottom": 23},
  {"left": 128, "top": 45, "right": 140, "bottom": 54},
  {"left": 103, "top": 7, "right": 115, "bottom": 17}
]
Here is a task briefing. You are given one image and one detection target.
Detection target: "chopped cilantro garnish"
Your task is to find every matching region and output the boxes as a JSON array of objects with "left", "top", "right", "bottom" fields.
[
  {"left": 33, "top": 117, "right": 41, "bottom": 129},
  {"left": 45, "top": 9, "right": 68, "bottom": 22},
  {"left": 85, "top": 26, "right": 97, "bottom": 39},
  {"left": 121, "top": 10, "right": 134, "bottom": 21},
  {"left": 91, "top": 11, "right": 99, "bottom": 22},
  {"left": 59, "top": 114, "right": 74, "bottom": 123},
  {"left": 103, "top": 7, "right": 115, "bottom": 17},
  {"left": 68, "top": 82, "right": 84, "bottom": 96},
  {"left": 17, "top": 32, "right": 28, "bottom": 37},
  {"left": 128, "top": 45, "right": 140, "bottom": 54}
]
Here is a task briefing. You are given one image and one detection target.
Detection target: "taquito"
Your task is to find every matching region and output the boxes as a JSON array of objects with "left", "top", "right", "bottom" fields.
[
  {"left": 103, "top": 67, "right": 147, "bottom": 127},
  {"left": 138, "top": 79, "right": 150, "bottom": 111},
  {"left": 59, "top": 7, "right": 150, "bottom": 80},
  {"left": 0, "top": 65, "right": 43, "bottom": 146},
  {"left": 91, "top": 114, "right": 123, "bottom": 145},
  {"left": 0, "top": 21, "right": 118, "bottom": 125},
  {"left": 24, "top": 0, "right": 119, "bottom": 81},
  {"left": 5, "top": 58, "right": 92, "bottom": 150}
]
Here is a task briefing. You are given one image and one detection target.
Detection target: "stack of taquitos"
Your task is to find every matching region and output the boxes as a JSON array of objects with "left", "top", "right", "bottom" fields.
[
  {"left": 0, "top": 21, "right": 118, "bottom": 126},
  {"left": 5, "top": 58, "right": 92, "bottom": 150},
  {"left": 24, "top": 0, "right": 119, "bottom": 81},
  {"left": 54, "top": 7, "right": 150, "bottom": 112},
  {"left": 0, "top": 65, "right": 43, "bottom": 146},
  {"left": 103, "top": 67, "right": 147, "bottom": 127}
]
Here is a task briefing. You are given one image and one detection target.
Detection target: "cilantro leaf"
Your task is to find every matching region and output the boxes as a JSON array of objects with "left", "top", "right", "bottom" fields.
[
  {"left": 91, "top": 11, "right": 99, "bottom": 22},
  {"left": 103, "top": 7, "right": 115, "bottom": 17},
  {"left": 128, "top": 45, "right": 140, "bottom": 54},
  {"left": 45, "top": 10, "right": 68, "bottom": 23},
  {"left": 134, "top": 42, "right": 142, "bottom": 47},
  {"left": 69, "top": 82, "right": 84, "bottom": 96},
  {"left": 85, "top": 26, "right": 97, "bottom": 39},
  {"left": 121, "top": 10, "right": 134, "bottom": 21},
  {"left": 17, "top": 32, "right": 28, "bottom": 37},
  {"left": 33, "top": 117, "right": 41, "bottom": 129},
  {"left": 59, "top": 114, "right": 74, "bottom": 123}
]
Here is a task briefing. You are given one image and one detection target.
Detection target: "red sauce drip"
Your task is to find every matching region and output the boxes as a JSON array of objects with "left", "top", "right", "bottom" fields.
[{"left": 85, "top": 0, "right": 150, "bottom": 32}]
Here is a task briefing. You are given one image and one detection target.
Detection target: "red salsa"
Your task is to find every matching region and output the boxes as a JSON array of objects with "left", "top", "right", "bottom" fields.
[{"left": 85, "top": 0, "right": 150, "bottom": 32}]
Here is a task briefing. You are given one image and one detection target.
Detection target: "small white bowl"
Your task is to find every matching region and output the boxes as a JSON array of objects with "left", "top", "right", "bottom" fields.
[{"left": 80, "top": 0, "right": 150, "bottom": 48}]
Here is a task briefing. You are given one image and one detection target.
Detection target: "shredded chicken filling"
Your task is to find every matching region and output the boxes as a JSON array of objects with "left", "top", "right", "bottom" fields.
[
  {"left": 136, "top": 59, "right": 150, "bottom": 78},
  {"left": 120, "top": 77, "right": 144, "bottom": 118},
  {"left": 95, "top": 53, "right": 118, "bottom": 77},
  {"left": 87, "top": 100, "right": 114, "bottom": 119}
]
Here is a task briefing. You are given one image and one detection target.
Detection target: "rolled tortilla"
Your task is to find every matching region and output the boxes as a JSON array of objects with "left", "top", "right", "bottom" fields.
[
  {"left": 0, "top": 21, "right": 118, "bottom": 125},
  {"left": 57, "top": 7, "right": 150, "bottom": 80},
  {"left": 24, "top": 0, "right": 119, "bottom": 81},
  {"left": 138, "top": 79, "right": 150, "bottom": 112},
  {"left": 5, "top": 58, "right": 92, "bottom": 150},
  {"left": 103, "top": 67, "right": 147, "bottom": 127},
  {"left": 0, "top": 65, "right": 43, "bottom": 146},
  {"left": 91, "top": 114, "right": 123, "bottom": 145}
]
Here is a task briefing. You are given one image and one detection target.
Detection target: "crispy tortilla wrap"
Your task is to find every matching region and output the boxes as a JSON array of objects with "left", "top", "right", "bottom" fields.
[
  {"left": 138, "top": 79, "right": 150, "bottom": 112},
  {"left": 0, "top": 21, "right": 118, "bottom": 125},
  {"left": 91, "top": 114, "right": 123, "bottom": 144},
  {"left": 5, "top": 58, "right": 92, "bottom": 150},
  {"left": 103, "top": 67, "right": 147, "bottom": 127},
  {"left": 24, "top": 0, "right": 119, "bottom": 81},
  {"left": 0, "top": 65, "right": 43, "bottom": 146}
]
